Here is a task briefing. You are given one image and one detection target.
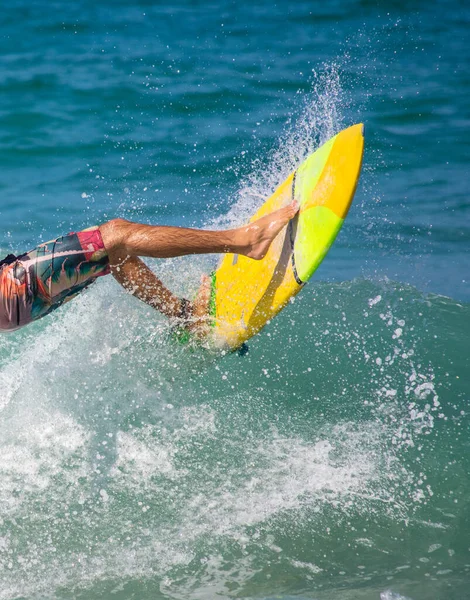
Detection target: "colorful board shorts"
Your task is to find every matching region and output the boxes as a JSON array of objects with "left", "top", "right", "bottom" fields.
[{"left": 0, "top": 227, "right": 110, "bottom": 332}]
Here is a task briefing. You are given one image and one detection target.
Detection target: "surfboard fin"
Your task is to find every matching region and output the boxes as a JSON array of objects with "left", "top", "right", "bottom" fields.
[{"left": 237, "top": 343, "right": 249, "bottom": 357}]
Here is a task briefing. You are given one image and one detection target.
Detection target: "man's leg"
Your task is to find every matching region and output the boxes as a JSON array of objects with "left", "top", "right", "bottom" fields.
[
  {"left": 108, "top": 250, "right": 211, "bottom": 339},
  {"left": 108, "top": 250, "right": 182, "bottom": 319},
  {"left": 100, "top": 201, "right": 298, "bottom": 339},
  {"left": 99, "top": 201, "right": 298, "bottom": 261}
]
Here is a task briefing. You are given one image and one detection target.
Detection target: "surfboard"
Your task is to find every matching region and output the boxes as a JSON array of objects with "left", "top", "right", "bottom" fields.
[{"left": 208, "top": 123, "right": 364, "bottom": 352}]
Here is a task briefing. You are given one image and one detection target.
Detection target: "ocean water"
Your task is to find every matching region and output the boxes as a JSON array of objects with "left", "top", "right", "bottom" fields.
[{"left": 0, "top": 1, "right": 469, "bottom": 599}]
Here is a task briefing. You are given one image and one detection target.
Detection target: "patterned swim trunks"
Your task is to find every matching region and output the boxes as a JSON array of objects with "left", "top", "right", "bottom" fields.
[{"left": 0, "top": 226, "right": 110, "bottom": 332}]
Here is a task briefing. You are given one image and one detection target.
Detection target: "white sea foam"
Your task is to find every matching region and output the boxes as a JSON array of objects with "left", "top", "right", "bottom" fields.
[{"left": 381, "top": 591, "right": 414, "bottom": 600}]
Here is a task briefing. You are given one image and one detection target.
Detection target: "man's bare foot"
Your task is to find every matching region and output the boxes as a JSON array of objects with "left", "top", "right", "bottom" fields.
[
  {"left": 186, "top": 274, "right": 212, "bottom": 341},
  {"left": 237, "top": 201, "right": 299, "bottom": 260}
]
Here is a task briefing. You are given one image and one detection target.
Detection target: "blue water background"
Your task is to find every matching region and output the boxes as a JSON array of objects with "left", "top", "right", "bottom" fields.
[
  {"left": 1, "top": 0, "right": 468, "bottom": 301},
  {"left": 0, "top": 1, "right": 469, "bottom": 599}
]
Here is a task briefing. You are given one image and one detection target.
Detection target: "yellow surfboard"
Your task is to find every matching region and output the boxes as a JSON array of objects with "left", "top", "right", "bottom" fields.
[{"left": 208, "top": 123, "right": 364, "bottom": 351}]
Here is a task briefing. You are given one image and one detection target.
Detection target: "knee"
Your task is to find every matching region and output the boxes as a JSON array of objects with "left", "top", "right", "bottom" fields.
[{"left": 99, "top": 218, "right": 130, "bottom": 252}]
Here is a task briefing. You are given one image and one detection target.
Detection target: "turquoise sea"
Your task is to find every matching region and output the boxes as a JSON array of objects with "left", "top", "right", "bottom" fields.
[{"left": 0, "top": 1, "right": 469, "bottom": 599}]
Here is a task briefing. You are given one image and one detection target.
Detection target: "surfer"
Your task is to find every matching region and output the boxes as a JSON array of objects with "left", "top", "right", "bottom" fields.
[{"left": 0, "top": 201, "right": 298, "bottom": 337}]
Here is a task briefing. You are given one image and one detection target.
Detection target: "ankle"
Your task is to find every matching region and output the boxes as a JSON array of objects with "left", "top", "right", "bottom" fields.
[{"left": 231, "top": 225, "right": 251, "bottom": 256}]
